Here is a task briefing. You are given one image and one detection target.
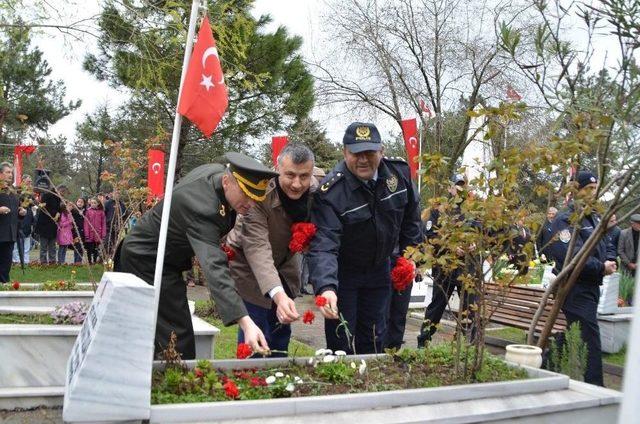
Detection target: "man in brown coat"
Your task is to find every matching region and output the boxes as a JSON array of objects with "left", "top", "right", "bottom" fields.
[{"left": 226, "top": 144, "right": 316, "bottom": 356}]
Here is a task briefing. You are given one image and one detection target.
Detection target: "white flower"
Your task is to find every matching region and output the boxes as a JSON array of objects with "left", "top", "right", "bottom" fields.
[
  {"left": 358, "top": 360, "right": 367, "bottom": 375},
  {"left": 307, "top": 357, "right": 316, "bottom": 366},
  {"left": 275, "top": 372, "right": 284, "bottom": 378},
  {"left": 322, "top": 355, "right": 336, "bottom": 363},
  {"left": 285, "top": 383, "right": 295, "bottom": 392},
  {"left": 294, "top": 376, "right": 303, "bottom": 384},
  {"left": 265, "top": 376, "right": 276, "bottom": 385},
  {"left": 334, "top": 350, "right": 347, "bottom": 357},
  {"left": 315, "top": 348, "right": 333, "bottom": 357},
  {"left": 350, "top": 361, "right": 356, "bottom": 369}
]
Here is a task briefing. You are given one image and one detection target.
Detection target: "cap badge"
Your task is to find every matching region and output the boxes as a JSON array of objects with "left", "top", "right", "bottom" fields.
[
  {"left": 355, "top": 126, "right": 371, "bottom": 141},
  {"left": 590, "top": 176, "right": 596, "bottom": 183},
  {"left": 386, "top": 174, "right": 398, "bottom": 192}
]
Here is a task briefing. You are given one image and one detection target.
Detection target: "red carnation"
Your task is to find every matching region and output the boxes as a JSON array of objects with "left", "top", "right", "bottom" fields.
[
  {"left": 223, "top": 380, "right": 240, "bottom": 398},
  {"left": 302, "top": 309, "right": 315, "bottom": 324},
  {"left": 289, "top": 222, "right": 317, "bottom": 253},
  {"left": 315, "top": 295, "right": 327, "bottom": 308},
  {"left": 221, "top": 244, "right": 235, "bottom": 262},
  {"left": 250, "top": 377, "right": 267, "bottom": 387},
  {"left": 236, "top": 342, "right": 252, "bottom": 359},
  {"left": 194, "top": 368, "right": 204, "bottom": 378},
  {"left": 391, "top": 257, "right": 415, "bottom": 292},
  {"left": 12, "top": 281, "right": 20, "bottom": 290}
]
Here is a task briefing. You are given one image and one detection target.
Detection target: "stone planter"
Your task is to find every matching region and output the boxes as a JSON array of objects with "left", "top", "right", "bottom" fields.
[
  {"left": 0, "top": 314, "right": 219, "bottom": 410},
  {"left": 0, "top": 291, "right": 95, "bottom": 308},
  {"left": 599, "top": 312, "right": 633, "bottom": 353},
  {"left": 505, "top": 344, "right": 543, "bottom": 368},
  {"left": 148, "top": 356, "right": 621, "bottom": 423},
  {"left": 18, "top": 282, "right": 96, "bottom": 291}
]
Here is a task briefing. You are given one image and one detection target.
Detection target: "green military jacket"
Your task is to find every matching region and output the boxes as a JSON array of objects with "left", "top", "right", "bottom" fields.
[{"left": 122, "top": 164, "right": 247, "bottom": 325}]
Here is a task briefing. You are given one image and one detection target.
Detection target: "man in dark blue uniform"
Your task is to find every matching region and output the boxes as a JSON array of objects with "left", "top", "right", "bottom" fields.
[
  {"left": 308, "top": 122, "right": 422, "bottom": 354},
  {"left": 549, "top": 170, "right": 617, "bottom": 386},
  {"left": 416, "top": 174, "right": 479, "bottom": 346}
]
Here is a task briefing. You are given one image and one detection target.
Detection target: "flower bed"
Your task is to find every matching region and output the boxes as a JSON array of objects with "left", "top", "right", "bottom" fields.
[
  {"left": 152, "top": 345, "right": 527, "bottom": 404},
  {"left": 148, "top": 351, "right": 621, "bottom": 423}
]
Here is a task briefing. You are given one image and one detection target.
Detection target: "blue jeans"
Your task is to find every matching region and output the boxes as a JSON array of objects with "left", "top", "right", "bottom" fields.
[
  {"left": 325, "top": 259, "right": 391, "bottom": 354},
  {"left": 12, "top": 236, "right": 31, "bottom": 264},
  {"left": 238, "top": 300, "right": 291, "bottom": 357},
  {"left": 57, "top": 245, "right": 69, "bottom": 264}
]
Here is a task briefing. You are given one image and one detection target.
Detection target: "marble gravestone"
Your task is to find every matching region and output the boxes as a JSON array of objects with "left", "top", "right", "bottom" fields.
[{"left": 63, "top": 272, "right": 155, "bottom": 422}]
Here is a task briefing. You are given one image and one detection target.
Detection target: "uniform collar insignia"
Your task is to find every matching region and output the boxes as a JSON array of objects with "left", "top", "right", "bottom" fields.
[
  {"left": 219, "top": 204, "right": 226, "bottom": 217},
  {"left": 386, "top": 174, "right": 398, "bottom": 192}
]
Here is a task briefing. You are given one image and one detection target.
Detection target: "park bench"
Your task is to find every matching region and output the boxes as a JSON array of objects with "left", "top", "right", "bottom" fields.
[{"left": 483, "top": 283, "right": 567, "bottom": 336}]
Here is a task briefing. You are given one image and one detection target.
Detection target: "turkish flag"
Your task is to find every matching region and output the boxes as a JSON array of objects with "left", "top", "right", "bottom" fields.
[
  {"left": 177, "top": 17, "right": 228, "bottom": 137},
  {"left": 148, "top": 149, "right": 166, "bottom": 202},
  {"left": 272, "top": 136, "right": 288, "bottom": 167},
  {"left": 401, "top": 118, "right": 419, "bottom": 180},
  {"left": 13, "top": 145, "right": 36, "bottom": 186}
]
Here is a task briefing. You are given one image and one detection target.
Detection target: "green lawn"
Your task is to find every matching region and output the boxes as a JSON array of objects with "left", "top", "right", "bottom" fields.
[
  {"left": 9, "top": 264, "right": 104, "bottom": 283},
  {"left": 194, "top": 300, "right": 316, "bottom": 359},
  {"left": 487, "top": 325, "right": 627, "bottom": 367},
  {"left": 0, "top": 314, "right": 56, "bottom": 324}
]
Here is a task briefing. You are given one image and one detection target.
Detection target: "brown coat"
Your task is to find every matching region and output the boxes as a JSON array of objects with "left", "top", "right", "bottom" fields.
[{"left": 227, "top": 178, "right": 317, "bottom": 308}]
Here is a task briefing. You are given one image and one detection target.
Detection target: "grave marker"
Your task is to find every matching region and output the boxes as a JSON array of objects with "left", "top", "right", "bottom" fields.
[{"left": 63, "top": 272, "right": 155, "bottom": 422}]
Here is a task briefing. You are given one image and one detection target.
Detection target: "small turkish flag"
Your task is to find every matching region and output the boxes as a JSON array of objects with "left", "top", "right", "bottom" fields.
[
  {"left": 401, "top": 118, "right": 419, "bottom": 180},
  {"left": 178, "top": 17, "right": 228, "bottom": 137},
  {"left": 148, "top": 149, "right": 166, "bottom": 202}
]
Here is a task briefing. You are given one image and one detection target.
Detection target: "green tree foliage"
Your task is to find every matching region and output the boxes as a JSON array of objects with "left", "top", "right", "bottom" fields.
[
  {"left": 84, "top": 0, "right": 314, "bottom": 176},
  {"left": 0, "top": 24, "right": 80, "bottom": 149}
]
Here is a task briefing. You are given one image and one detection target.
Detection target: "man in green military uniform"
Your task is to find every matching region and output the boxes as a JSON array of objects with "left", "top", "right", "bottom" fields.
[{"left": 116, "top": 152, "right": 278, "bottom": 359}]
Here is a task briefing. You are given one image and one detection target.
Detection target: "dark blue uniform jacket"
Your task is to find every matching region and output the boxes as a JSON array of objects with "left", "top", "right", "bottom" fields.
[
  {"left": 308, "top": 158, "right": 422, "bottom": 294},
  {"left": 549, "top": 206, "right": 610, "bottom": 287}
]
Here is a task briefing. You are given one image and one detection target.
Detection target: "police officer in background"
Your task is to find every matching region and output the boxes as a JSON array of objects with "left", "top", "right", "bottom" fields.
[
  {"left": 549, "top": 170, "right": 617, "bottom": 386},
  {"left": 308, "top": 122, "right": 422, "bottom": 354},
  {"left": 416, "top": 174, "right": 478, "bottom": 346}
]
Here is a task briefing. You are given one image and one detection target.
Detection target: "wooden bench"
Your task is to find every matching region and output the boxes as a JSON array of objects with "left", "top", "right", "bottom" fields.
[{"left": 483, "top": 283, "right": 567, "bottom": 336}]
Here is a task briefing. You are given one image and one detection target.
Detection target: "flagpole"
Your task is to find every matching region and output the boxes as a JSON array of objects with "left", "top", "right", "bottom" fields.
[
  {"left": 417, "top": 119, "right": 422, "bottom": 194},
  {"left": 149, "top": 0, "right": 203, "bottom": 360}
]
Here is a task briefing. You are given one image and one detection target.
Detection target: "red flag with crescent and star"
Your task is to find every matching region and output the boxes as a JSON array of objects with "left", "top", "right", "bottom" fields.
[
  {"left": 148, "top": 149, "right": 166, "bottom": 203},
  {"left": 401, "top": 118, "right": 420, "bottom": 180},
  {"left": 178, "top": 17, "right": 228, "bottom": 137}
]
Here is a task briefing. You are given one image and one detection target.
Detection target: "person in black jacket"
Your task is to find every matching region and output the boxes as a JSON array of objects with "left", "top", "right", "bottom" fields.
[
  {"left": 308, "top": 122, "right": 422, "bottom": 354},
  {"left": 549, "top": 170, "right": 617, "bottom": 386},
  {"left": 0, "top": 163, "right": 25, "bottom": 283},
  {"left": 536, "top": 207, "right": 557, "bottom": 260},
  {"left": 71, "top": 197, "right": 87, "bottom": 264},
  {"left": 34, "top": 185, "right": 68, "bottom": 264},
  {"left": 12, "top": 175, "right": 35, "bottom": 265}
]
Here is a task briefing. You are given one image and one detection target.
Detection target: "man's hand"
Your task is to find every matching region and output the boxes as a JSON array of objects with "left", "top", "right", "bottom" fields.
[
  {"left": 318, "top": 290, "right": 339, "bottom": 320},
  {"left": 629, "top": 263, "right": 636, "bottom": 271},
  {"left": 455, "top": 247, "right": 465, "bottom": 257},
  {"left": 273, "top": 291, "right": 299, "bottom": 324},
  {"left": 237, "top": 316, "right": 270, "bottom": 354},
  {"left": 18, "top": 207, "right": 26, "bottom": 217},
  {"left": 604, "top": 260, "right": 617, "bottom": 276},
  {"left": 0, "top": 206, "right": 10, "bottom": 215}
]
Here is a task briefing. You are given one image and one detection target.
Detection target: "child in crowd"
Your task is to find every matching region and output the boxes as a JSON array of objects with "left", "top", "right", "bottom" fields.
[
  {"left": 83, "top": 197, "right": 106, "bottom": 265},
  {"left": 56, "top": 202, "right": 74, "bottom": 264},
  {"left": 71, "top": 197, "right": 86, "bottom": 264}
]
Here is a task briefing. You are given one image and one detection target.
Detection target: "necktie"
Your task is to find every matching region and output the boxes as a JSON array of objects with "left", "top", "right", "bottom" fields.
[{"left": 367, "top": 180, "right": 376, "bottom": 192}]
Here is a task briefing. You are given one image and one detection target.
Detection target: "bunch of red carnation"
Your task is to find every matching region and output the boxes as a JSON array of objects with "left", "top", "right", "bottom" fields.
[
  {"left": 289, "top": 222, "right": 317, "bottom": 253},
  {"left": 391, "top": 257, "right": 415, "bottom": 292},
  {"left": 221, "top": 244, "right": 235, "bottom": 262},
  {"left": 236, "top": 342, "right": 252, "bottom": 359},
  {"left": 223, "top": 380, "right": 239, "bottom": 398}
]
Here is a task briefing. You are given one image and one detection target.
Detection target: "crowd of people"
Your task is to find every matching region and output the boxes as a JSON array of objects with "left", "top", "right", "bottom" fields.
[
  {"left": 0, "top": 162, "right": 134, "bottom": 282},
  {"left": 0, "top": 121, "right": 637, "bottom": 389}
]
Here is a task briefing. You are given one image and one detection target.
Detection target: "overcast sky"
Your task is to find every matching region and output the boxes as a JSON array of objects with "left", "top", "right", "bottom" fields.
[
  {"left": 35, "top": 0, "right": 370, "bottom": 149},
  {"left": 32, "top": 1, "right": 624, "bottom": 150}
]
